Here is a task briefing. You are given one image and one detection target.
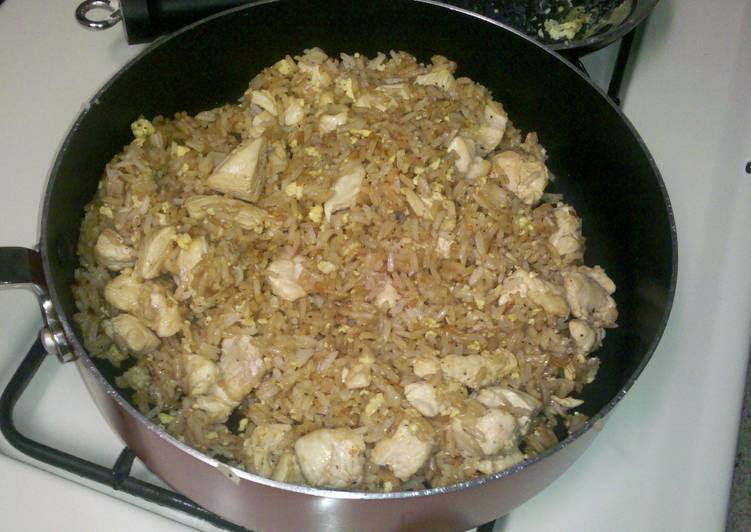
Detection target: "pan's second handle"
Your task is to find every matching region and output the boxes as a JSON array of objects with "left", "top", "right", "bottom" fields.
[
  {"left": 0, "top": 247, "right": 74, "bottom": 362},
  {"left": 76, "top": 0, "right": 249, "bottom": 44}
]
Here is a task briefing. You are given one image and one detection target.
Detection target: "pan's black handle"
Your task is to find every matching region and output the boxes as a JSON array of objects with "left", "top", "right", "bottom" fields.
[
  {"left": 0, "top": 247, "right": 74, "bottom": 362},
  {"left": 76, "top": 0, "right": 249, "bottom": 44}
]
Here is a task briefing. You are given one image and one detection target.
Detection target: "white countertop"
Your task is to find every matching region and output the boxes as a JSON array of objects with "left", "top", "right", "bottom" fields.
[{"left": 1, "top": 1, "right": 749, "bottom": 531}]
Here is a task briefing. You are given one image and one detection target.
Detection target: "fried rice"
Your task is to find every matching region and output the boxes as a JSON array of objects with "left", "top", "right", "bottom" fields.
[{"left": 72, "top": 48, "right": 618, "bottom": 492}]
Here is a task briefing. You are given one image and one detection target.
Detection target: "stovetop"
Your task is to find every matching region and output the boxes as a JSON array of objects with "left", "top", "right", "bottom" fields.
[{"left": 1, "top": 1, "right": 750, "bottom": 531}]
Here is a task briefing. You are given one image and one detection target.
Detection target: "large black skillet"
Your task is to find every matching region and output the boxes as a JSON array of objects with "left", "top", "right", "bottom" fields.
[{"left": 0, "top": 0, "right": 676, "bottom": 530}]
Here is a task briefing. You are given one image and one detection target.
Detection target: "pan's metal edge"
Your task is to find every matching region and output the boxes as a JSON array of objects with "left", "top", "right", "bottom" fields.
[{"left": 39, "top": 0, "right": 678, "bottom": 502}]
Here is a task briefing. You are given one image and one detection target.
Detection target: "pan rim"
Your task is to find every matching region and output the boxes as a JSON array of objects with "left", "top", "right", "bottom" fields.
[{"left": 39, "top": 0, "right": 678, "bottom": 501}]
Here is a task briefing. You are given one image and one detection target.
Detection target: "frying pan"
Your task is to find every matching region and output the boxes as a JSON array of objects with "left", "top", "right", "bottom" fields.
[
  {"left": 76, "top": 0, "right": 659, "bottom": 54},
  {"left": 0, "top": 0, "right": 676, "bottom": 530}
]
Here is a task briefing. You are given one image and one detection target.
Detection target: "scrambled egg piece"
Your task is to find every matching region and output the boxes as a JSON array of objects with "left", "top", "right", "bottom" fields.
[
  {"left": 308, "top": 204, "right": 323, "bottom": 223},
  {"left": 317, "top": 260, "right": 337, "bottom": 274},
  {"left": 284, "top": 181, "right": 304, "bottom": 199},
  {"left": 131, "top": 117, "right": 155, "bottom": 138}
]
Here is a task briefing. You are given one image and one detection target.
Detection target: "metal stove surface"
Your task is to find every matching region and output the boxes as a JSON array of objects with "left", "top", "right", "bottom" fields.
[{"left": 1, "top": 1, "right": 750, "bottom": 531}]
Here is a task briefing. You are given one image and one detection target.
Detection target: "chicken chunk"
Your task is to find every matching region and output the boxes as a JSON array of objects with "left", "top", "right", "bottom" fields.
[
  {"left": 435, "top": 235, "right": 453, "bottom": 259},
  {"left": 475, "top": 408, "right": 518, "bottom": 456},
  {"left": 244, "top": 423, "right": 293, "bottom": 477},
  {"left": 415, "top": 66, "right": 456, "bottom": 91},
  {"left": 413, "top": 356, "right": 440, "bottom": 378},
  {"left": 341, "top": 354, "right": 374, "bottom": 390},
  {"left": 109, "top": 313, "right": 160, "bottom": 355},
  {"left": 563, "top": 267, "right": 617, "bottom": 327},
  {"left": 143, "top": 290, "right": 182, "bottom": 337},
  {"left": 371, "top": 420, "right": 432, "bottom": 480},
  {"left": 475, "top": 386, "right": 540, "bottom": 413},
  {"left": 440, "top": 349, "right": 517, "bottom": 389},
  {"left": 94, "top": 229, "right": 135, "bottom": 271},
  {"left": 323, "top": 161, "right": 366, "bottom": 220},
  {"left": 218, "top": 335, "right": 266, "bottom": 402},
  {"left": 298, "top": 61, "right": 332, "bottom": 90},
  {"left": 104, "top": 273, "right": 143, "bottom": 314},
  {"left": 136, "top": 225, "right": 176, "bottom": 280},
  {"left": 552, "top": 395, "right": 584, "bottom": 411},
  {"left": 284, "top": 97, "right": 305, "bottom": 126},
  {"left": 492, "top": 150, "right": 549, "bottom": 205},
  {"left": 378, "top": 82, "right": 412, "bottom": 101},
  {"left": 498, "top": 269, "right": 569, "bottom": 317},
  {"left": 447, "top": 136, "right": 475, "bottom": 174},
  {"left": 466, "top": 157, "right": 491, "bottom": 180},
  {"left": 475, "top": 386, "right": 541, "bottom": 433},
  {"left": 208, "top": 137, "right": 268, "bottom": 202},
  {"left": 294, "top": 428, "right": 366, "bottom": 488},
  {"left": 194, "top": 383, "right": 237, "bottom": 419},
  {"left": 318, "top": 111, "right": 348, "bottom": 134},
  {"left": 247, "top": 111, "right": 276, "bottom": 139},
  {"left": 476, "top": 182, "right": 511, "bottom": 211},
  {"left": 104, "top": 274, "right": 181, "bottom": 337},
  {"left": 449, "top": 419, "right": 483, "bottom": 457},
  {"left": 354, "top": 90, "right": 394, "bottom": 112},
  {"left": 477, "top": 450, "right": 525, "bottom": 475},
  {"left": 250, "top": 90, "right": 278, "bottom": 116},
  {"left": 483, "top": 101, "right": 508, "bottom": 132},
  {"left": 272, "top": 452, "right": 305, "bottom": 483},
  {"left": 176, "top": 236, "right": 208, "bottom": 283},
  {"left": 267, "top": 256, "right": 306, "bottom": 301},
  {"left": 184, "top": 195, "right": 266, "bottom": 233},
  {"left": 549, "top": 205, "right": 582, "bottom": 258},
  {"left": 450, "top": 408, "right": 517, "bottom": 457},
  {"left": 580, "top": 265, "right": 616, "bottom": 294},
  {"left": 268, "top": 141, "right": 288, "bottom": 176},
  {"left": 404, "top": 382, "right": 442, "bottom": 417},
  {"left": 181, "top": 353, "right": 219, "bottom": 396},
  {"left": 375, "top": 281, "right": 399, "bottom": 309},
  {"left": 474, "top": 126, "right": 504, "bottom": 156},
  {"left": 568, "top": 319, "right": 602, "bottom": 355}
]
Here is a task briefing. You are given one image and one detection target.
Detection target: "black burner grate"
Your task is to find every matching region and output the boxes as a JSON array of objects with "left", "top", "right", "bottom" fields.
[
  {"left": 0, "top": 338, "right": 249, "bottom": 532},
  {"left": 0, "top": 24, "right": 642, "bottom": 531}
]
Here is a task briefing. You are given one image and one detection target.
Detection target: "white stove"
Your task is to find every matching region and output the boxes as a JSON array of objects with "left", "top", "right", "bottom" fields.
[{"left": 1, "top": 1, "right": 749, "bottom": 530}]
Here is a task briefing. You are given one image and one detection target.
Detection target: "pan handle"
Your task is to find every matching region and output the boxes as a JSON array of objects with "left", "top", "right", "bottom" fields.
[
  {"left": 75, "top": 0, "right": 249, "bottom": 44},
  {"left": 0, "top": 247, "right": 75, "bottom": 362},
  {"left": 75, "top": 0, "right": 123, "bottom": 30}
]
